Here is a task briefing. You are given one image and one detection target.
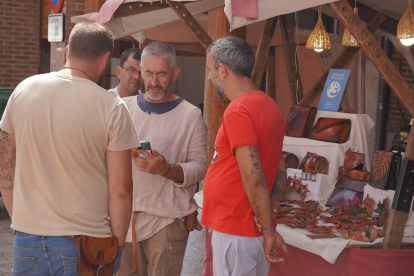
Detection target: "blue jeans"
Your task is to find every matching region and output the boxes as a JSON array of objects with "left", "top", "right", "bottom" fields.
[{"left": 13, "top": 231, "right": 123, "bottom": 276}]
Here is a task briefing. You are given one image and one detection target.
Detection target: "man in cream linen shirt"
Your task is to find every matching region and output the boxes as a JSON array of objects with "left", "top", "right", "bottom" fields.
[
  {"left": 116, "top": 41, "right": 207, "bottom": 276},
  {"left": 0, "top": 22, "right": 140, "bottom": 276}
]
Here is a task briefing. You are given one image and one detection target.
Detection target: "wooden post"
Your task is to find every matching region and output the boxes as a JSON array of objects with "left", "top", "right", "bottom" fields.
[
  {"left": 299, "top": 11, "right": 386, "bottom": 106},
  {"left": 330, "top": 0, "right": 414, "bottom": 249},
  {"left": 204, "top": 7, "right": 246, "bottom": 164},
  {"left": 267, "top": 47, "right": 276, "bottom": 101},
  {"left": 384, "top": 126, "right": 414, "bottom": 248},
  {"left": 251, "top": 17, "right": 278, "bottom": 87},
  {"left": 280, "top": 13, "right": 303, "bottom": 104}
]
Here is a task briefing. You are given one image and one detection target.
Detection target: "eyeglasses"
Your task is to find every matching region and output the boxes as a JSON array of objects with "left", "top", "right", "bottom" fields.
[
  {"left": 121, "top": 66, "right": 141, "bottom": 77},
  {"left": 142, "top": 72, "right": 170, "bottom": 83}
]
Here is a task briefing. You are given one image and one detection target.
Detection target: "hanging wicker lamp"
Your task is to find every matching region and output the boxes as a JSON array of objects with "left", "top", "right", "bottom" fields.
[
  {"left": 306, "top": 9, "right": 331, "bottom": 52},
  {"left": 397, "top": 0, "right": 414, "bottom": 46},
  {"left": 342, "top": 7, "right": 359, "bottom": 47}
]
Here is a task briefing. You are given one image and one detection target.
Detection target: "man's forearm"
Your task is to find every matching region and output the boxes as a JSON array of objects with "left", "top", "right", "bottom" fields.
[
  {"left": 109, "top": 193, "right": 132, "bottom": 246},
  {"left": 107, "top": 149, "right": 134, "bottom": 246},
  {"left": 0, "top": 131, "right": 16, "bottom": 218},
  {"left": 237, "top": 146, "right": 275, "bottom": 235},
  {"left": 163, "top": 164, "right": 184, "bottom": 183},
  {"left": 244, "top": 178, "right": 275, "bottom": 235}
]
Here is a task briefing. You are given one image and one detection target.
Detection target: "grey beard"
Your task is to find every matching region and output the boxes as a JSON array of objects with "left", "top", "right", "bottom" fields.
[{"left": 145, "top": 85, "right": 170, "bottom": 101}]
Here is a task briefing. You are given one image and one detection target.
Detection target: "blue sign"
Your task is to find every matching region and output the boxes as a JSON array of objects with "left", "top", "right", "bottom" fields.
[{"left": 318, "top": 69, "right": 350, "bottom": 112}]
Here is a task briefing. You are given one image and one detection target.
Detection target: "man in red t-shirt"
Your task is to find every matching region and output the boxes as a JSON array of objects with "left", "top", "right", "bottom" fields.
[{"left": 201, "top": 36, "right": 288, "bottom": 276}]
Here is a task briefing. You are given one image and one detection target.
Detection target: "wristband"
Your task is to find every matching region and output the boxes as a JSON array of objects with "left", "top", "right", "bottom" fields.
[
  {"left": 118, "top": 243, "right": 126, "bottom": 251},
  {"left": 162, "top": 164, "right": 171, "bottom": 176}
]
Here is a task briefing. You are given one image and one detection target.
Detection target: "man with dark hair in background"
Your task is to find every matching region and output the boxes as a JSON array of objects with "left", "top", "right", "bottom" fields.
[
  {"left": 109, "top": 48, "right": 143, "bottom": 98},
  {"left": 0, "top": 22, "right": 140, "bottom": 275}
]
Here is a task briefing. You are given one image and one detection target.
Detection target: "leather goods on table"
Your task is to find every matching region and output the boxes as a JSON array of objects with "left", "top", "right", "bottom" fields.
[
  {"left": 326, "top": 176, "right": 368, "bottom": 207},
  {"left": 344, "top": 148, "right": 364, "bottom": 170},
  {"left": 338, "top": 166, "right": 370, "bottom": 182},
  {"left": 308, "top": 118, "right": 351, "bottom": 143},
  {"left": 368, "top": 146, "right": 402, "bottom": 190},
  {"left": 285, "top": 105, "right": 317, "bottom": 138},
  {"left": 64, "top": 235, "right": 118, "bottom": 276},
  {"left": 282, "top": 151, "right": 300, "bottom": 168},
  {"left": 303, "top": 152, "right": 329, "bottom": 174}
]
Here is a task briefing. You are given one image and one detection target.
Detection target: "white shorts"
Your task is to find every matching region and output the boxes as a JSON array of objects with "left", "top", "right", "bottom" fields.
[{"left": 211, "top": 229, "right": 270, "bottom": 276}]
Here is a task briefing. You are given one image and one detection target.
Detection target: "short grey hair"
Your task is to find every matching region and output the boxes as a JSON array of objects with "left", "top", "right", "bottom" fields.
[
  {"left": 207, "top": 36, "right": 255, "bottom": 78},
  {"left": 141, "top": 41, "right": 177, "bottom": 71}
]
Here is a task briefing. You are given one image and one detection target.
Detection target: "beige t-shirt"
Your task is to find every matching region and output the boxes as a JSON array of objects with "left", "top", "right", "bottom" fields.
[{"left": 0, "top": 72, "right": 140, "bottom": 237}]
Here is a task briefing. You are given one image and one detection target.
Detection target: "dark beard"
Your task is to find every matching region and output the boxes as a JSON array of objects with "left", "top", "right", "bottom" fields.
[{"left": 97, "top": 57, "right": 111, "bottom": 87}]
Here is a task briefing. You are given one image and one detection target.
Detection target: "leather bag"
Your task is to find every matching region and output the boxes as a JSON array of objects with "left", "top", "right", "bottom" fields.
[
  {"left": 344, "top": 148, "right": 364, "bottom": 170},
  {"left": 326, "top": 176, "right": 368, "bottom": 207},
  {"left": 64, "top": 235, "right": 118, "bottom": 276},
  {"left": 308, "top": 118, "right": 351, "bottom": 143},
  {"left": 368, "top": 146, "right": 402, "bottom": 190},
  {"left": 285, "top": 105, "right": 317, "bottom": 138},
  {"left": 282, "top": 151, "right": 299, "bottom": 168},
  {"left": 338, "top": 166, "right": 370, "bottom": 182}
]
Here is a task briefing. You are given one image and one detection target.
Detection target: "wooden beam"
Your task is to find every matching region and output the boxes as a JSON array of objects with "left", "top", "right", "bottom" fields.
[
  {"left": 267, "top": 47, "right": 276, "bottom": 101},
  {"left": 384, "top": 125, "right": 414, "bottom": 249},
  {"left": 114, "top": 1, "right": 172, "bottom": 18},
  {"left": 251, "top": 17, "right": 278, "bottom": 88},
  {"left": 329, "top": 0, "right": 414, "bottom": 249},
  {"left": 280, "top": 13, "right": 303, "bottom": 104},
  {"left": 330, "top": 0, "right": 414, "bottom": 117},
  {"left": 348, "top": 0, "right": 399, "bottom": 36},
  {"left": 299, "top": 11, "right": 386, "bottom": 106},
  {"left": 166, "top": 0, "right": 213, "bottom": 49}
]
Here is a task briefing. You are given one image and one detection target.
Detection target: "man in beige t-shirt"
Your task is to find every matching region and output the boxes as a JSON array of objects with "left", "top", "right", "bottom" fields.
[{"left": 0, "top": 22, "right": 140, "bottom": 276}]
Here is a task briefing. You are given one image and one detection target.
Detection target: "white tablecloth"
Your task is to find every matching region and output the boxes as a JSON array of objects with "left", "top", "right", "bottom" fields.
[
  {"left": 283, "top": 111, "right": 375, "bottom": 182},
  {"left": 194, "top": 190, "right": 414, "bottom": 265}
]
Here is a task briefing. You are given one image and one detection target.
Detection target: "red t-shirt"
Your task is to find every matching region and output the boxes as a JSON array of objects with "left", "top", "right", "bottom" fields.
[{"left": 201, "top": 91, "right": 284, "bottom": 237}]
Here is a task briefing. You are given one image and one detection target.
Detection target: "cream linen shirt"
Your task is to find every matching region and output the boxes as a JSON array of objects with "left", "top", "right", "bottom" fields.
[{"left": 123, "top": 95, "right": 207, "bottom": 242}]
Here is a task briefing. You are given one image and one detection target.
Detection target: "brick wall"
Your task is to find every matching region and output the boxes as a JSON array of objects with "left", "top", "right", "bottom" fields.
[
  {"left": 387, "top": 47, "right": 412, "bottom": 132},
  {"left": 0, "top": 0, "right": 41, "bottom": 88},
  {"left": 50, "top": 0, "right": 85, "bottom": 72}
]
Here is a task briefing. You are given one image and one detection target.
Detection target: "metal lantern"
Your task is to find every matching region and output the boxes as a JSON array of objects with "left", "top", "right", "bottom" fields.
[{"left": 306, "top": 9, "right": 331, "bottom": 52}]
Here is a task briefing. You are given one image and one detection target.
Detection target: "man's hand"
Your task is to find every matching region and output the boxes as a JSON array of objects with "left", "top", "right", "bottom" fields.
[
  {"left": 263, "top": 231, "right": 289, "bottom": 264},
  {"left": 254, "top": 198, "right": 280, "bottom": 232},
  {"left": 133, "top": 149, "right": 169, "bottom": 175}
]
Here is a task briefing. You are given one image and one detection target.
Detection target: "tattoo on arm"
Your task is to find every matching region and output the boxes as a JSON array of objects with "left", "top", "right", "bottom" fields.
[
  {"left": 271, "top": 157, "right": 287, "bottom": 201},
  {"left": 0, "top": 131, "right": 16, "bottom": 183},
  {"left": 248, "top": 147, "right": 267, "bottom": 189}
]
